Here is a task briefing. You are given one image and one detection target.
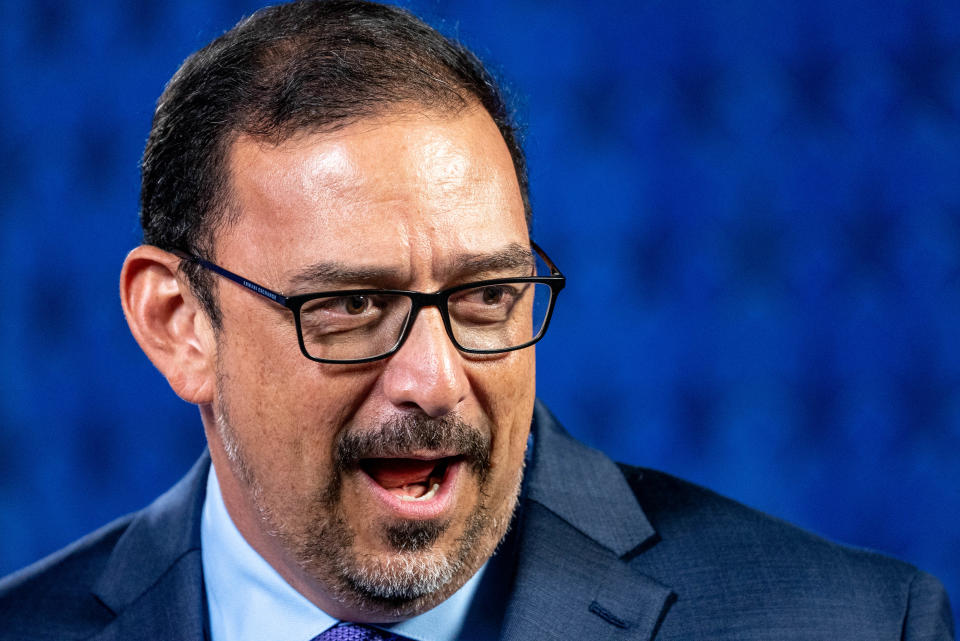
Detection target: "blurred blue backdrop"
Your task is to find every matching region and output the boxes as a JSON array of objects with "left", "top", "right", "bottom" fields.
[{"left": 1, "top": 0, "right": 958, "bottom": 608}]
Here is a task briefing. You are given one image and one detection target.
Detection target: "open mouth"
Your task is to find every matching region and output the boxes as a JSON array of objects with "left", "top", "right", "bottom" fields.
[{"left": 360, "top": 456, "right": 460, "bottom": 502}]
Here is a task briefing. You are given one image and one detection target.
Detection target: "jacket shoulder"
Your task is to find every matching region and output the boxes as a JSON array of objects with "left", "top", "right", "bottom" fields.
[
  {"left": 619, "top": 463, "right": 916, "bottom": 577},
  {"left": 617, "top": 464, "right": 954, "bottom": 639},
  {"left": 0, "top": 514, "right": 135, "bottom": 640}
]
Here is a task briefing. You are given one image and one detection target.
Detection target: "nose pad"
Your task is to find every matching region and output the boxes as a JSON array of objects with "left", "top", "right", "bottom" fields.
[{"left": 380, "top": 307, "right": 468, "bottom": 417}]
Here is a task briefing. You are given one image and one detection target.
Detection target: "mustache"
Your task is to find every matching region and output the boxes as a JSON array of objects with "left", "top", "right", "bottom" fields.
[{"left": 335, "top": 413, "right": 491, "bottom": 476}]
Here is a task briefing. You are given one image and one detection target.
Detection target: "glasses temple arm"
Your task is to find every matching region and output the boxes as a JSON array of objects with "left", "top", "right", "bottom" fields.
[
  {"left": 172, "top": 251, "right": 289, "bottom": 306},
  {"left": 529, "top": 240, "right": 564, "bottom": 278}
]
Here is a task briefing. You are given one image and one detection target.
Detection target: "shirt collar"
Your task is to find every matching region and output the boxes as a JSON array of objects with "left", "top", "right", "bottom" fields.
[{"left": 201, "top": 462, "right": 488, "bottom": 641}]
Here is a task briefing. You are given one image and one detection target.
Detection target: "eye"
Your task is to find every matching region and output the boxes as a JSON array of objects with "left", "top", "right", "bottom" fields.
[
  {"left": 344, "top": 295, "right": 369, "bottom": 315},
  {"left": 456, "top": 284, "right": 520, "bottom": 309},
  {"left": 448, "top": 283, "right": 526, "bottom": 327},
  {"left": 481, "top": 286, "right": 505, "bottom": 305}
]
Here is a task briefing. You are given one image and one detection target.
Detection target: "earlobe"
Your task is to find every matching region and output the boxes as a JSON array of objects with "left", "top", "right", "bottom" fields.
[{"left": 120, "top": 245, "right": 216, "bottom": 404}]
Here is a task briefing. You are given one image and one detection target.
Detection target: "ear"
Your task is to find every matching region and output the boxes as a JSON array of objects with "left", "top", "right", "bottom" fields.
[{"left": 120, "top": 245, "right": 216, "bottom": 404}]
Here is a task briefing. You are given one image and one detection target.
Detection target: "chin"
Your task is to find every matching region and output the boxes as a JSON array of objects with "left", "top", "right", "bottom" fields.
[
  {"left": 281, "top": 470, "right": 521, "bottom": 621},
  {"left": 337, "top": 503, "right": 513, "bottom": 618}
]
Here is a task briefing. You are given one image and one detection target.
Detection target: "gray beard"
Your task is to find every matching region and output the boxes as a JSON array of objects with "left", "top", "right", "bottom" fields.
[{"left": 214, "top": 383, "right": 522, "bottom": 616}]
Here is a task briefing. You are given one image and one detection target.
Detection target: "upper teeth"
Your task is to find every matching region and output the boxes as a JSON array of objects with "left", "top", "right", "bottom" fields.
[{"left": 399, "top": 483, "right": 440, "bottom": 502}]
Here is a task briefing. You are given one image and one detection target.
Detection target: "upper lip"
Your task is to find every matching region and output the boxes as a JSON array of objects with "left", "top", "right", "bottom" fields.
[{"left": 359, "top": 451, "right": 461, "bottom": 460}]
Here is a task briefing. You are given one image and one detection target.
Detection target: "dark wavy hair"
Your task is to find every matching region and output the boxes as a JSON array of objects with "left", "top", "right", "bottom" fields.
[{"left": 139, "top": 0, "right": 529, "bottom": 326}]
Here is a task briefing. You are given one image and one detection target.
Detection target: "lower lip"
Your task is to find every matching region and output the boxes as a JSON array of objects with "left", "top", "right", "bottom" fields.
[{"left": 358, "top": 458, "right": 464, "bottom": 520}]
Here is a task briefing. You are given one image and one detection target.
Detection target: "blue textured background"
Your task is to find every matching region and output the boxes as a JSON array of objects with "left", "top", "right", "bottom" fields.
[{"left": 1, "top": 0, "right": 958, "bottom": 608}]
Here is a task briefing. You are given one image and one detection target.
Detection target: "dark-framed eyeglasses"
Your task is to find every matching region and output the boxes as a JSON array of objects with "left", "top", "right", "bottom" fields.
[{"left": 174, "top": 242, "right": 565, "bottom": 364}]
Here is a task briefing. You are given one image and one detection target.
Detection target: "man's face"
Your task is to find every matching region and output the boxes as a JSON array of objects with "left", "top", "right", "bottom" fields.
[{"left": 202, "top": 106, "right": 535, "bottom": 620}]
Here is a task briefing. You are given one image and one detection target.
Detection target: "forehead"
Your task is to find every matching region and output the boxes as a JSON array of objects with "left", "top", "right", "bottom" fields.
[{"left": 219, "top": 107, "right": 528, "bottom": 284}]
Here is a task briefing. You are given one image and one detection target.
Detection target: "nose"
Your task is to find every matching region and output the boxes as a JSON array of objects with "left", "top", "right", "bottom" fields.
[{"left": 380, "top": 306, "right": 469, "bottom": 417}]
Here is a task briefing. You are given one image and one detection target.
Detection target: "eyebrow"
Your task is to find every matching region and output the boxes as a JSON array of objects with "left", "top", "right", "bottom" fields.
[
  {"left": 284, "top": 242, "right": 535, "bottom": 293},
  {"left": 449, "top": 242, "right": 535, "bottom": 277}
]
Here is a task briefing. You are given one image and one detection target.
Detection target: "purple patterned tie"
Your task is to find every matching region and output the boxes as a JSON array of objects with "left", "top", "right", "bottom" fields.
[{"left": 310, "top": 622, "right": 407, "bottom": 641}]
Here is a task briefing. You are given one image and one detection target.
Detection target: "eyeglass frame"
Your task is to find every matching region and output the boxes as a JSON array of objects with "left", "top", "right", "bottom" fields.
[{"left": 173, "top": 241, "right": 565, "bottom": 364}]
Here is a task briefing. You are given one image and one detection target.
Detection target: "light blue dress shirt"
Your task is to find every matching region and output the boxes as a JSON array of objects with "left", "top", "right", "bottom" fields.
[{"left": 201, "top": 463, "right": 499, "bottom": 641}]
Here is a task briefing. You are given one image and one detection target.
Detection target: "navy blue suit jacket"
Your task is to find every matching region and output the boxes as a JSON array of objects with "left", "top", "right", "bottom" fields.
[{"left": 0, "top": 401, "right": 954, "bottom": 639}]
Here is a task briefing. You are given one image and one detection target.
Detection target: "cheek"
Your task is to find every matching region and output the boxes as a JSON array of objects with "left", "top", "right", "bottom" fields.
[
  {"left": 216, "top": 317, "right": 371, "bottom": 478},
  {"left": 476, "top": 348, "right": 535, "bottom": 417},
  {"left": 469, "top": 349, "right": 536, "bottom": 466}
]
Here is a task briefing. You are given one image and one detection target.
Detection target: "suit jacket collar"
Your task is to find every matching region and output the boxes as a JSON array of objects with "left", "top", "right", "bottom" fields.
[
  {"left": 499, "top": 401, "right": 674, "bottom": 641},
  {"left": 524, "top": 401, "right": 655, "bottom": 556},
  {"left": 90, "top": 453, "right": 210, "bottom": 640}
]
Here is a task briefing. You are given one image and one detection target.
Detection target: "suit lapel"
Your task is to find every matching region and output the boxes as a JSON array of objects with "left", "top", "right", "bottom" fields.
[
  {"left": 87, "top": 556, "right": 207, "bottom": 641},
  {"left": 500, "top": 402, "right": 674, "bottom": 641},
  {"left": 89, "top": 454, "right": 211, "bottom": 641}
]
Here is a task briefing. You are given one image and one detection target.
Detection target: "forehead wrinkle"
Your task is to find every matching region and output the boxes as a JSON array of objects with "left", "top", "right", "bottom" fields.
[{"left": 284, "top": 109, "right": 482, "bottom": 210}]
